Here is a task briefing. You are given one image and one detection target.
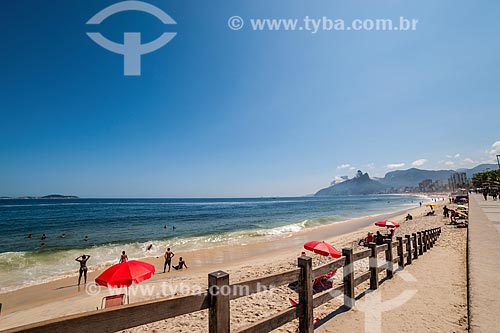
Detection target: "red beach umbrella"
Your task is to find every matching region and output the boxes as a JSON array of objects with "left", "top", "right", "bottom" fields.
[
  {"left": 304, "top": 241, "right": 341, "bottom": 258},
  {"left": 95, "top": 260, "right": 155, "bottom": 288},
  {"left": 374, "top": 220, "right": 400, "bottom": 228}
]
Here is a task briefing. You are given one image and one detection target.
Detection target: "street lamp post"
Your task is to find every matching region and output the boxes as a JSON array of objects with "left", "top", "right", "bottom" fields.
[{"left": 497, "top": 154, "right": 500, "bottom": 170}]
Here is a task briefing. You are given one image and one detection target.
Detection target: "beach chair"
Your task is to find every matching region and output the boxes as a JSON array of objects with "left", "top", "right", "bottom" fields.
[{"left": 100, "top": 293, "right": 125, "bottom": 309}]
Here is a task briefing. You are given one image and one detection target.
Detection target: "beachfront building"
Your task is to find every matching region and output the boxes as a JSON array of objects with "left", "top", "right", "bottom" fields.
[{"left": 448, "top": 172, "right": 469, "bottom": 191}]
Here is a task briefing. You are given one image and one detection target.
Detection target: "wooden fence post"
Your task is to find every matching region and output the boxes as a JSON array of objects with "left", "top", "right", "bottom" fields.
[
  {"left": 422, "top": 231, "right": 427, "bottom": 253},
  {"left": 396, "top": 237, "right": 404, "bottom": 269},
  {"left": 412, "top": 233, "right": 418, "bottom": 260},
  {"left": 208, "top": 271, "right": 230, "bottom": 333},
  {"left": 429, "top": 230, "right": 434, "bottom": 248},
  {"left": 298, "top": 256, "right": 314, "bottom": 333},
  {"left": 405, "top": 235, "right": 412, "bottom": 265},
  {"left": 368, "top": 243, "right": 379, "bottom": 290},
  {"left": 342, "top": 248, "right": 355, "bottom": 309},
  {"left": 417, "top": 232, "right": 423, "bottom": 255},
  {"left": 384, "top": 239, "right": 394, "bottom": 278}
]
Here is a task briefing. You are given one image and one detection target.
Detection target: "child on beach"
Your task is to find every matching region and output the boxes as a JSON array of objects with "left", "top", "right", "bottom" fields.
[{"left": 75, "top": 254, "right": 90, "bottom": 285}]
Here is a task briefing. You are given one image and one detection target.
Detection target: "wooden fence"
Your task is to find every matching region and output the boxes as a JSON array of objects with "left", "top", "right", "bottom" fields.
[{"left": 4, "top": 227, "right": 441, "bottom": 333}]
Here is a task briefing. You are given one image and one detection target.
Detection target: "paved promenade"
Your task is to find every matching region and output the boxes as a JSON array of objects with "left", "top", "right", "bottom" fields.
[{"left": 468, "top": 193, "right": 500, "bottom": 332}]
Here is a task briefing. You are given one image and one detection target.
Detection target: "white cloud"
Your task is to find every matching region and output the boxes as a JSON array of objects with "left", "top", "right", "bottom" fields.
[
  {"left": 349, "top": 166, "right": 356, "bottom": 170},
  {"left": 366, "top": 163, "right": 375, "bottom": 169},
  {"left": 463, "top": 158, "right": 476, "bottom": 164},
  {"left": 444, "top": 161, "right": 455, "bottom": 167},
  {"left": 454, "top": 153, "right": 460, "bottom": 159},
  {"left": 411, "top": 159, "right": 428, "bottom": 167},
  {"left": 386, "top": 163, "right": 405, "bottom": 169},
  {"left": 488, "top": 141, "right": 500, "bottom": 156},
  {"left": 337, "top": 164, "right": 351, "bottom": 170}
]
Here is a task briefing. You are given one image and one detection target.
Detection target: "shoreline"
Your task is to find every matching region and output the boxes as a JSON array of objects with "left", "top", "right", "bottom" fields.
[
  {"left": 0, "top": 200, "right": 440, "bottom": 327},
  {"left": 0, "top": 195, "right": 430, "bottom": 294}
]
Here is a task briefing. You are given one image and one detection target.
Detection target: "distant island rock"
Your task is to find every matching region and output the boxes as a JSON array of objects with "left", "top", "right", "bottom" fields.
[
  {"left": 40, "top": 194, "right": 79, "bottom": 199},
  {"left": 0, "top": 194, "right": 79, "bottom": 200},
  {"left": 315, "top": 170, "right": 387, "bottom": 196}
]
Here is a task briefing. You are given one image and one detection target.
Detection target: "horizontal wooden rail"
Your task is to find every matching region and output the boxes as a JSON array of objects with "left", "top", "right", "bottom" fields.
[
  {"left": 312, "top": 257, "right": 346, "bottom": 279},
  {"left": 312, "top": 285, "right": 343, "bottom": 308},
  {"left": 230, "top": 268, "right": 300, "bottom": 301},
  {"left": 352, "top": 248, "right": 371, "bottom": 261},
  {"left": 353, "top": 271, "right": 371, "bottom": 287},
  {"left": 5, "top": 292, "right": 210, "bottom": 333}
]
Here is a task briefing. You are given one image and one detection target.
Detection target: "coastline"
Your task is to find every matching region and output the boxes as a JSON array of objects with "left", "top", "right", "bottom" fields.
[
  {"left": 0, "top": 199, "right": 443, "bottom": 330},
  {"left": 0, "top": 195, "right": 428, "bottom": 294}
]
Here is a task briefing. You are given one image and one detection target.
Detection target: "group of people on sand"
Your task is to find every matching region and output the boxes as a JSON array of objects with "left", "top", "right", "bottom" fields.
[
  {"left": 74, "top": 247, "right": 188, "bottom": 285},
  {"left": 358, "top": 229, "right": 395, "bottom": 247}
]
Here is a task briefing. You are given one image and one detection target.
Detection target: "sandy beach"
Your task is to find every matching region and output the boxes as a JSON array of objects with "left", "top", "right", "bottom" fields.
[{"left": 0, "top": 197, "right": 467, "bottom": 332}]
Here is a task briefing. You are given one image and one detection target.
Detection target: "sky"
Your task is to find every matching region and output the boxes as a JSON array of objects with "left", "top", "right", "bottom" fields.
[{"left": 1, "top": 0, "right": 499, "bottom": 198}]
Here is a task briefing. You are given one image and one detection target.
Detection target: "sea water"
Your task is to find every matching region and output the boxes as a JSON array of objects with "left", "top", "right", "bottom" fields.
[{"left": 0, "top": 195, "right": 425, "bottom": 292}]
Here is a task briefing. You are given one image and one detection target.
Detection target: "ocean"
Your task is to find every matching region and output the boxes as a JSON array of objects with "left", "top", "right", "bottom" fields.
[{"left": 0, "top": 195, "right": 424, "bottom": 293}]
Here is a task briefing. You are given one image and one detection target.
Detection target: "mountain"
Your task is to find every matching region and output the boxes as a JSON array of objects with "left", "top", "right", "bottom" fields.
[
  {"left": 380, "top": 164, "right": 498, "bottom": 189},
  {"left": 314, "top": 163, "right": 498, "bottom": 196},
  {"left": 379, "top": 168, "right": 454, "bottom": 188},
  {"left": 457, "top": 164, "right": 498, "bottom": 179},
  {"left": 315, "top": 170, "right": 387, "bottom": 196}
]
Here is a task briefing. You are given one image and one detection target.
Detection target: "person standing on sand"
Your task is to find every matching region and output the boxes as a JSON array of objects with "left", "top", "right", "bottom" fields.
[
  {"left": 75, "top": 254, "right": 90, "bottom": 285},
  {"left": 443, "top": 205, "right": 449, "bottom": 218},
  {"left": 119, "top": 251, "right": 128, "bottom": 263},
  {"left": 163, "top": 248, "right": 175, "bottom": 273}
]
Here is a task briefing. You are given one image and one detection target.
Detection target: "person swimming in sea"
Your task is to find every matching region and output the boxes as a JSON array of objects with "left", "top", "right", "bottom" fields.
[
  {"left": 75, "top": 254, "right": 90, "bottom": 285},
  {"left": 26, "top": 234, "right": 32, "bottom": 239},
  {"left": 41, "top": 234, "right": 47, "bottom": 240},
  {"left": 83, "top": 236, "right": 89, "bottom": 241}
]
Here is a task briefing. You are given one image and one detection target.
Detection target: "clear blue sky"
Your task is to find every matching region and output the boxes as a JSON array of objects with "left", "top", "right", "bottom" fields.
[{"left": 1, "top": 0, "right": 499, "bottom": 197}]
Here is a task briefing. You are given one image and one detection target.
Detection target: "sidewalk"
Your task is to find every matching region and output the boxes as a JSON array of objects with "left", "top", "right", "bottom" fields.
[
  {"left": 468, "top": 193, "right": 500, "bottom": 332},
  {"left": 316, "top": 218, "right": 467, "bottom": 333}
]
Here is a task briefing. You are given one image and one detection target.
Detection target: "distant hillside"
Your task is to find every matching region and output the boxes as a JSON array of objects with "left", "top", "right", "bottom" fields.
[
  {"left": 315, "top": 171, "right": 387, "bottom": 196},
  {"left": 457, "top": 164, "right": 498, "bottom": 179},
  {"left": 380, "top": 164, "right": 497, "bottom": 188},
  {"left": 314, "top": 163, "right": 498, "bottom": 196},
  {"left": 379, "top": 168, "right": 454, "bottom": 188}
]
